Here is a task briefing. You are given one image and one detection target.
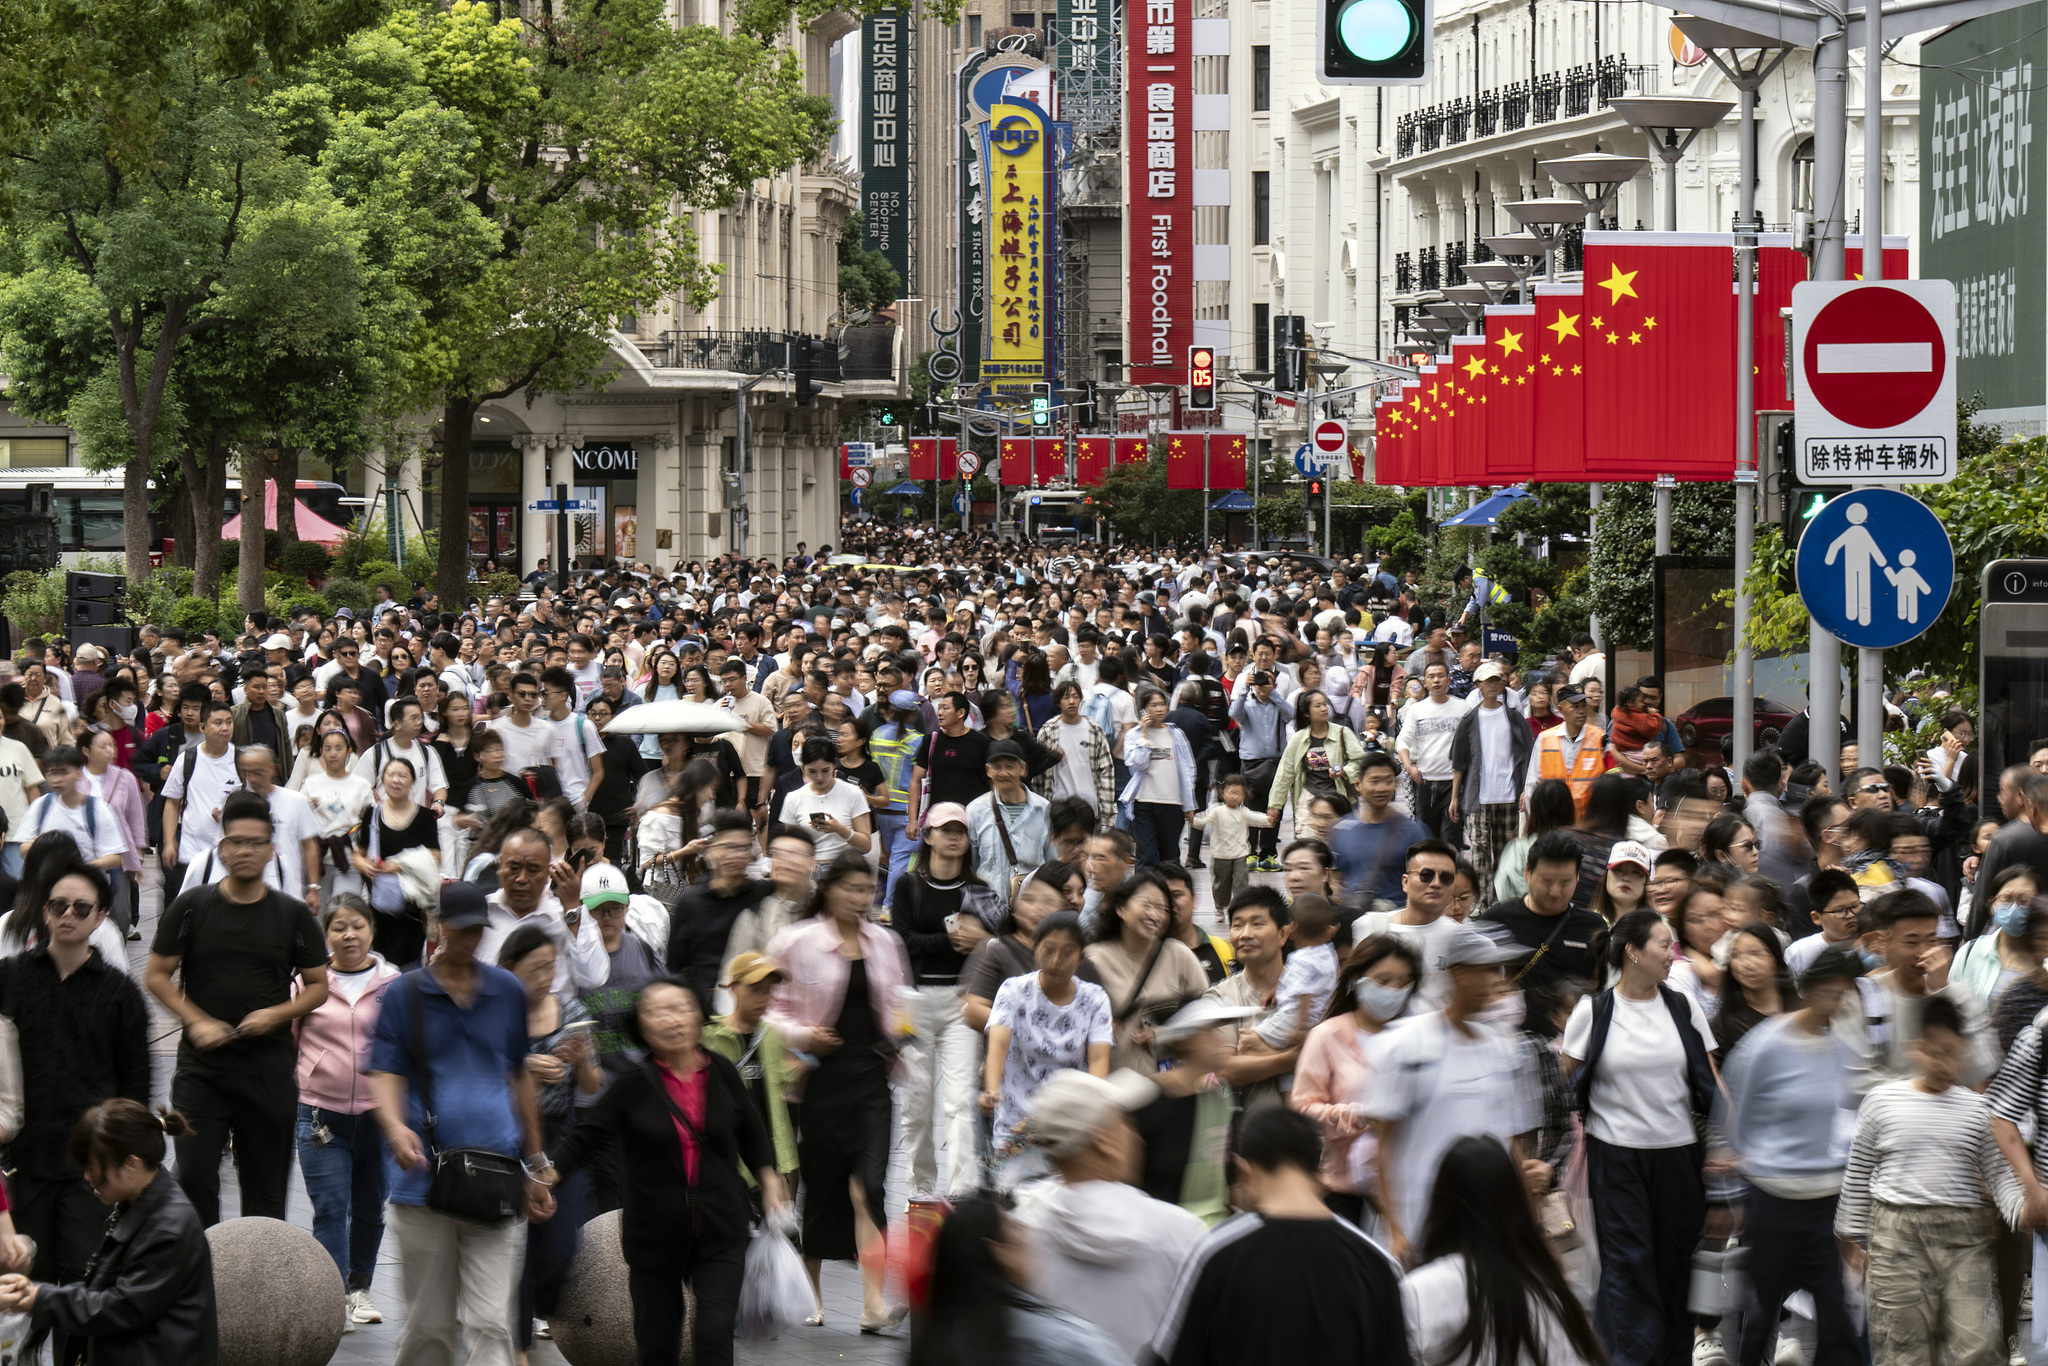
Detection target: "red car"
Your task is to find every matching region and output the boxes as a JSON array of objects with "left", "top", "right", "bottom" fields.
[{"left": 1672, "top": 696, "right": 1799, "bottom": 755}]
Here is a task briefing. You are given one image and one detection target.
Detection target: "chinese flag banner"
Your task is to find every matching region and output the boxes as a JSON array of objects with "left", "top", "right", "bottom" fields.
[
  {"left": 1449, "top": 336, "right": 1490, "bottom": 486},
  {"left": 1166, "top": 431, "right": 1205, "bottom": 489},
  {"left": 908, "top": 437, "right": 938, "bottom": 480},
  {"left": 1582, "top": 232, "right": 1735, "bottom": 482},
  {"left": 1209, "top": 433, "right": 1247, "bottom": 490},
  {"left": 1114, "top": 436, "right": 1148, "bottom": 467},
  {"left": 1415, "top": 360, "right": 1447, "bottom": 486},
  {"left": 1845, "top": 235, "right": 1912, "bottom": 281},
  {"left": 1754, "top": 240, "right": 1805, "bottom": 414},
  {"left": 1531, "top": 284, "right": 1588, "bottom": 482},
  {"left": 1482, "top": 305, "right": 1537, "bottom": 480},
  {"left": 999, "top": 437, "right": 1031, "bottom": 485},
  {"left": 938, "top": 437, "right": 959, "bottom": 480},
  {"left": 1076, "top": 435, "right": 1112, "bottom": 485},
  {"left": 1033, "top": 437, "right": 1065, "bottom": 484},
  {"left": 1393, "top": 379, "right": 1421, "bottom": 485}
]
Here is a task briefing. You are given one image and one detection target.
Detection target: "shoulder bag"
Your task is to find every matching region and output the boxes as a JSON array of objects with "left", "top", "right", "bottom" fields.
[
  {"left": 407, "top": 973, "right": 527, "bottom": 1223},
  {"left": 366, "top": 807, "right": 407, "bottom": 915}
]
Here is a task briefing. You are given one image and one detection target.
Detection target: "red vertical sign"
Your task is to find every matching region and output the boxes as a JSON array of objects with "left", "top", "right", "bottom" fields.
[
  {"left": 1127, "top": 0, "right": 1190, "bottom": 387},
  {"left": 1208, "top": 434, "right": 1247, "bottom": 490},
  {"left": 1114, "top": 435, "right": 1149, "bottom": 467},
  {"left": 1076, "top": 435, "right": 1113, "bottom": 485},
  {"left": 1481, "top": 305, "right": 1537, "bottom": 479},
  {"left": 1530, "top": 286, "right": 1588, "bottom": 481},
  {"left": 1033, "top": 437, "right": 1066, "bottom": 484},
  {"left": 1165, "top": 431, "right": 1205, "bottom": 489},
  {"left": 999, "top": 437, "right": 1031, "bottom": 485}
]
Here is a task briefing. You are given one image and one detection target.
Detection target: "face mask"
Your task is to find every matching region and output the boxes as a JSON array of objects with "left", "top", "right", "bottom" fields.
[
  {"left": 1994, "top": 900, "right": 2032, "bottom": 938},
  {"left": 116, "top": 703, "right": 137, "bottom": 724},
  {"left": 1858, "top": 948, "right": 1885, "bottom": 971},
  {"left": 1476, "top": 991, "right": 1526, "bottom": 1030},
  {"left": 1355, "top": 980, "right": 1413, "bottom": 1021}
]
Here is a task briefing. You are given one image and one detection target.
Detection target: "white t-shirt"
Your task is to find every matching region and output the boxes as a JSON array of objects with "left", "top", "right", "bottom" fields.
[
  {"left": 352, "top": 738, "right": 447, "bottom": 807},
  {"left": 553, "top": 711, "right": 607, "bottom": 807},
  {"left": 1474, "top": 702, "right": 1516, "bottom": 804},
  {"left": 1373, "top": 616, "right": 1415, "bottom": 648},
  {"left": 492, "top": 714, "right": 557, "bottom": 777},
  {"left": 781, "top": 779, "right": 871, "bottom": 863},
  {"left": 570, "top": 661, "right": 603, "bottom": 705},
  {"left": 1349, "top": 911, "right": 1468, "bottom": 1010},
  {"left": 1052, "top": 725, "right": 1097, "bottom": 809},
  {"left": 16, "top": 793, "right": 127, "bottom": 865},
  {"left": 1785, "top": 931, "right": 1858, "bottom": 980},
  {"left": 1088, "top": 683, "right": 1137, "bottom": 741},
  {"left": 1365, "top": 1013, "right": 1536, "bottom": 1236},
  {"left": 0, "top": 739, "right": 43, "bottom": 830},
  {"left": 1398, "top": 695, "right": 1471, "bottom": 780},
  {"left": 1134, "top": 726, "right": 1179, "bottom": 804},
  {"left": 285, "top": 706, "right": 322, "bottom": 750},
  {"left": 302, "top": 772, "right": 375, "bottom": 840},
  {"left": 987, "top": 975, "right": 1114, "bottom": 1154},
  {"left": 162, "top": 746, "right": 243, "bottom": 855},
  {"left": 1564, "top": 989, "right": 1716, "bottom": 1149},
  {"left": 437, "top": 666, "right": 473, "bottom": 702}
]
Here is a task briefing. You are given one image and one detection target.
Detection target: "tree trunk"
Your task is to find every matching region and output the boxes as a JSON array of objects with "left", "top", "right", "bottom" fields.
[
  {"left": 168, "top": 466, "right": 196, "bottom": 571},
  {"left": 238, "top": 448, "right": 267, "bottom": 617},
  {"left": 191, "top": 437, "right": 226, "bottom": 601},
  {"left": 436, "top": 397, "right": 478, "bottom": 610},
  {"left": 273, "top": 445, "right": 300, "bottom": 556},
  {"left": 113, "top": 309, "right": 187, "bottom": 586}
]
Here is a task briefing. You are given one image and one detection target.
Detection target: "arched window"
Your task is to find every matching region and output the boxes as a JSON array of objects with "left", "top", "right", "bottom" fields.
[{"left": 1791, "top": 137, "right": 1816, "bottom": 215}]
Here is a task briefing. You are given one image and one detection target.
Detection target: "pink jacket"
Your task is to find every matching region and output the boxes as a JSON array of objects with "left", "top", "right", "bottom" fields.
[
  {"left": 294, "top": 956, "right": 403, "bottom": 1113},
  {"left": 94, "top": 766, "right": 147, "bottom": 876},
  {"left": 1291, "top": 1014, "right": 1380, "bottom": 1195},
  {"left": 763, "top": 918, "right": 911, "bottom": 1059}
]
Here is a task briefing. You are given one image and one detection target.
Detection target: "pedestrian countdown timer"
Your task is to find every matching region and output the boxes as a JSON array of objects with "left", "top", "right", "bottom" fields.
[{"left": 1189, "top": 347, "right": 1217, "bottom": 410}]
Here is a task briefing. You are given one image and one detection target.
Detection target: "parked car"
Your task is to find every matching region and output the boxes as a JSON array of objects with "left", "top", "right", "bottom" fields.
[{"left": 1672, "top": 696, "right": 1800, "bottom": 754}]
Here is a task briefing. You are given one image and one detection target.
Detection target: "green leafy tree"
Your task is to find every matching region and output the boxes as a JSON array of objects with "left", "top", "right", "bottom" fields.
[
  {"left": 1585, "top": 482, "right": 1734, "bottom": 650},
  {"left": 1093, "top": 441, "right": 1203, "bottom": 542},
  {"left": 839, "top": 211, "right": 903, "bottom": 318}
]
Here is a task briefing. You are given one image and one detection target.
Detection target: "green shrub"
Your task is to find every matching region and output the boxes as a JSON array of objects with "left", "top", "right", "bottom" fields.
[
  {"left": 130, "top": 567, "right": 194, "bottom": 629},
  {"left": 283, "top": 592, "right": 333, "bottom": 618},
  {"left": 357, "top": 561, "right": 411, "bottom": 600},
  {"left": 486, "top": 572, "right": 522, "bottom": 601},
  {"left": 280, "top": 541, "right": 332, "bottom": 581},
  {"left": 171, "top": 595, "right": 219, "bottom": 635},
  {"left": 1, "top": 570, "right": 64, "bottom": 639},
  {"left": 219, "top": 541, "right": 239, "bottom": 577},
  {"left": 321, "top": 576, "right": 370, "bottom": 611}
]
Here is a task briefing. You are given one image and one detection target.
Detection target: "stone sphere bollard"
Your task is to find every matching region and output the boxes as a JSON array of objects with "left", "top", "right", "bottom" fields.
[
  {"left": 548, "top": 1210, "right": 694, "bottom": 1366},
  {"left": 206, "top": 1216, "right": 346, "bottom": 1366}
]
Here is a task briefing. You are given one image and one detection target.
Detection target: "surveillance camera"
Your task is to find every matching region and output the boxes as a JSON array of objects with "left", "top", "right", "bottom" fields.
[{"left": 1313, "top": 321, "right": 1337, "bottom": 331}]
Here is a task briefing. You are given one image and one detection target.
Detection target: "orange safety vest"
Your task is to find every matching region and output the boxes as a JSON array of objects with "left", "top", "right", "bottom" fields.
[{"left": 1537, "top": 723, "right": 1606, "bottom": 816}]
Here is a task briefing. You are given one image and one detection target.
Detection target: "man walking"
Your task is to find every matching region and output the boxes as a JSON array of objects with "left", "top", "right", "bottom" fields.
[{"left": 1448, "top": 661, "right": 1531, "bottom": 894}]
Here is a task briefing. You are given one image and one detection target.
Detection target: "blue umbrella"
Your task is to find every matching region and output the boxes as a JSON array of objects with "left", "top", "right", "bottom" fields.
[
  {"left": 884, "top": 481, "right": 926, "bottom": 496},
  {"left": 1208, "top": 491, "right": 1256, "bottom": 511},
  {"left": 1439, "top": 486, "right": 1532, "bottom": 528}
]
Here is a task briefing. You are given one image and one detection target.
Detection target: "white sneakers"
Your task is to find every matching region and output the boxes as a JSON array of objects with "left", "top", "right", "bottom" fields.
[{"left": 348, "top": 1290, "right": 382, "bottom": 1325}]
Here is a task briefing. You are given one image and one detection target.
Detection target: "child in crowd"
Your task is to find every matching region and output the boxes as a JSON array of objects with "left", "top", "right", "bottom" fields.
[
  {"left": 1835, "top": 995, "right": 2019, "bottom": 1365},
  {"left": 1189, "top": 774, "right": 1273, "bottom": 914},
  {"left": 1254, "top": 894, "right": 1341, "bottom": 1049}
]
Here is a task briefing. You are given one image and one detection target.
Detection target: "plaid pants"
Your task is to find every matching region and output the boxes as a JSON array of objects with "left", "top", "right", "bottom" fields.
[{"left": 1465, "top": 802, "right": 1521, "bottom": 898}]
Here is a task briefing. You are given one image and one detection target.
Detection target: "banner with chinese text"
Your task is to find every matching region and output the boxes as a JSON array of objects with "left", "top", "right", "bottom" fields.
[
  {"left": 861, "top": 10, "right": 909, "bottom": 289},
  {"left": 979, "top": 96, "right": 1058, "bottom": 389}
]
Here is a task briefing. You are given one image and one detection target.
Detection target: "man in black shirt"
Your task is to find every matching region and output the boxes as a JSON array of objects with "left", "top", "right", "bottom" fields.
[
  {"left": 666, "top": 811, "right": 771, "bottom": 1007},
  {"left": 144, "top": 791, "right": 330, "bottom": 1225},
  {"left": 1142, "top": 1107, "right": 1409, "bottom": 1366},
  {"left": 2, "top": 861, "right": 149, "bottom": 1364},
  {"left": 1474, "top": 829, "right": 1607, "bottom": 994},
  {"left": 909, "top": 691, "right": 991, "bottom": 839}
]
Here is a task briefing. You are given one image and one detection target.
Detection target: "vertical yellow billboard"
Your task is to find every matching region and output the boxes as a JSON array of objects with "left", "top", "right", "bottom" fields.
[{"left": 979, "top": 95, "right": 1056, "bottom": 389}]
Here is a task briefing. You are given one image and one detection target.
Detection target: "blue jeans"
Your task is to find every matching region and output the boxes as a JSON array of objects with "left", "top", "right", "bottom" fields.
[
  {"left": 877, "top": 810, "right": 913, "bottom": 906},
  {"left": 1132, "top": 803, "right": 1184, "bottom": 867},
  {"left": 296, "top": 1104, "right": 387, "bottom": 1290}
]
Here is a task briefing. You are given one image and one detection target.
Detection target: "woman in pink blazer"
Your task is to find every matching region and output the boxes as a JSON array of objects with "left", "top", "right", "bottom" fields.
[
  {"left": 764, "top": 852, "right": 910, "bottom": 1331},
  {"left": 81, "top": 726, "right": 147, "bottom": 938}
]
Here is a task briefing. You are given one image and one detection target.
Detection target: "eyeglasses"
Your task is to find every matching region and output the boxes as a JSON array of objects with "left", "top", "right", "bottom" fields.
[
  {"left": 1407, "top": 868, "right": 1456, "bottom": 884},
  {"left": 1731, "top": 839, "right": 1761, "bottom": 853},
  {"left": 44, "top": 898, "right": 100, "bottom": 920}
]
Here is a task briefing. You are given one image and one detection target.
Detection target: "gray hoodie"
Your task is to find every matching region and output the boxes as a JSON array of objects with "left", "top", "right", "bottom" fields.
[{"left": 1014, "top": 1179, "right": 1208, "bottom": 1361}]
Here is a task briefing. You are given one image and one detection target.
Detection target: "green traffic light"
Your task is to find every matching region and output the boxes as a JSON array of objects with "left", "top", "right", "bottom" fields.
[{"left": 1337, "top": 0, "right": 1415, "bottom": 61}]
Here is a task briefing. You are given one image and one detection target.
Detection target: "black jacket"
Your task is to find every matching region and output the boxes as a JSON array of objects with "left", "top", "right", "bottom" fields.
[
  {"left": 666, "top": 878, "right": 771, "bottom": 1006},
  {"left": 34, "top": 1171, "right": 217, "bottom": 1366},
  {"left": 551, "top": 1051, "right": 774, "bottom": 1264},
  {"left": 0, "top": 948, "right": 152, "bottom": 1178}
]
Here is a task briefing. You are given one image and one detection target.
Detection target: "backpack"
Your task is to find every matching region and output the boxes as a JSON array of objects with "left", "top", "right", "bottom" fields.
[{"left": 28, "top": 792, "right": 96, "bottom": 849}]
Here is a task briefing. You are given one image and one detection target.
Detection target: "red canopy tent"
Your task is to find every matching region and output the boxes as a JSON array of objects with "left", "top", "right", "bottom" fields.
[{"left": 221, "top": 481, "right": 351, "bottom": 546}]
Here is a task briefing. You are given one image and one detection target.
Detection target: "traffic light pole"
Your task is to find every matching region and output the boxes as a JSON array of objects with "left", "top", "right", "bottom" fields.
[{"left": 1855, "top": 0, "right": 1886, "bottom": 772}]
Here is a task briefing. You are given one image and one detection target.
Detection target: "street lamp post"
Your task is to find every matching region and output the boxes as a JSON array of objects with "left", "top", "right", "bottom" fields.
[
  {"left": 1540, "top": 153, "right": 1651, "bottom": 232},
  {"left": 1237, "top": 370, "right": 1272, "bottom": 549},
  {"left": 1677, "top": 15, "right": 1792, "bottom": 773}
]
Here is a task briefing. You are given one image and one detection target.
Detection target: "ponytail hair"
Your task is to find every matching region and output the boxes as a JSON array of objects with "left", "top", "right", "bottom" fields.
[
  {"left": 68, "top": 1098, "right": 190, "bottom": 1173},
  {"left": 1592, "top": 907, "right": 1668, "bottom": 977}
]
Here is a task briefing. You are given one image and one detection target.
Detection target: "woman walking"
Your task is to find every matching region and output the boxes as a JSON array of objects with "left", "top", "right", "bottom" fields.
[
  {"left": 764, "top": 853, "right": 910, "bottom": 1330},
  {"left": 304, "top": 727, "right": 374, "bottom": 905},
  {"left": 1564, "top": 908, "right": 1719, "bottom": 1366},
  {"left": 548, "top": 979, "right": 787, "bottom": 1366},
  {"left": 294, "top": 896, "right": 400, "bottom": 1331},
  {"left": 1266, "top": 689, "right": 1365, "bottom": 836},
  {"left": 980, "top": 911, "right": 1112, "bottom": 1185},
  {"left": 1118, "top": 689, "right": 1197, "bottom": 868},
  {"left": 1292, "top": 935, "right": 1420, "bottom": 1225},
  {"left": 80, "top": 726, "right": 146, "bottom": 937},
  {"left": 1082, "top": 871, "right": 1208, "bottom": 1075},
  {"left": 908, "top": 1194, "right": 1125, "bottom": 1366},
  {"left": 350, "top": 756, "right": 439, "bottom": 967}
]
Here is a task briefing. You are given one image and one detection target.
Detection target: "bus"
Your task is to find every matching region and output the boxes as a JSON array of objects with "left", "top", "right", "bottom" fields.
[{"left": 0, "top": 469, "right": 355, "bottom": 563}]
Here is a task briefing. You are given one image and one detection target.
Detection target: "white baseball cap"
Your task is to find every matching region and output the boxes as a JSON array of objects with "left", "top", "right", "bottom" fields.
[
  {"left": 580, "top": 865, "right": 630, "bottom": 906},
  {"left": 1027, "top": 1070, "right": 1160, "bottom": 1158}
]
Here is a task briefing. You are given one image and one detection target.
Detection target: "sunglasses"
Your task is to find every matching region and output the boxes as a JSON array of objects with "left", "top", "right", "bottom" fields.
[
  {"left": 1858, "top": 783, "right": 1891, "bottom": 796},
  {"left": 1407, "top": 868, "right": 1456, "bottom": 885},
  {"left": 44, "top": 898, "right": 100, "bottom": 920}
]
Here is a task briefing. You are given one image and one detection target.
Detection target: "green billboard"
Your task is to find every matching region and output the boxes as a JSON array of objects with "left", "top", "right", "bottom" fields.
[{"left": 1921, "top": 4, "right": 2046, "bottom": 433}]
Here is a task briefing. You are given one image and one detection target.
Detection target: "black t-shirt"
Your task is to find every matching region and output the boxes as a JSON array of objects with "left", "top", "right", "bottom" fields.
[
  {"left": 1144, "top": 1214, "right": 1410, "bottom": 1366},
  {"left": 354, "top": 803, "right": 441, "bottom": 858},
  {"left": 151, "top": 886, "right": 328, "bottom": 1076},
  {"left": 917, "top": 728, "right": 992, "bottom": 808},
  {"left": 838, "top": 758, "right": 885, "bottom": 797},
  {"left": 889, "top": 876, "right": 969, "bottom": 984},
  {"left": 1473, "top": 896, "right": 1606, "bottom": 994}
]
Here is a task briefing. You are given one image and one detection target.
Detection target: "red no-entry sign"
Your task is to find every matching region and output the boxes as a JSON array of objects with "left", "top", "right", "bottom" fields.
[
  {"left": 1791, "top": 279, "right": 1957, "bottom": 485},
  {"left": 1312, "top": 419, "right": 1349, "bottom": 455}
]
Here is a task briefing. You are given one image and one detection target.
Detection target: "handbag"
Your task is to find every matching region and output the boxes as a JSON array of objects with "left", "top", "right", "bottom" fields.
[
  {"left": 1538, "top": 1190, "right": 1582, "bottom": 1252},
  {"left": 407, "top": 974, "right": 526, "bottom": 1223},
  {"left": 366, "top": 807, "right": 407, "bottom": 915}
]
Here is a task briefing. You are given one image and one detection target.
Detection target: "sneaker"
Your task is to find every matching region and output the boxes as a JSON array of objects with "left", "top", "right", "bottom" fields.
[
  {"left": 348, "top": 1289, "right": 382, "bottom": 1325},
  {"left": 1693, "top": 1330, "right": 1728, "bottom": 1366},
  {"left": 1773, "top": 1335, "right": 1808, "bottom": 1366},
  {"left": 533, "top": 1319, "right": 551, "bottom": 1340}
]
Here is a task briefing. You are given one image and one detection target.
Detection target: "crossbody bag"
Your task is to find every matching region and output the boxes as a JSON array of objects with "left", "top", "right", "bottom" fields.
[{"left": 407, "top": 973, "right": 526, "bottom": 1223}]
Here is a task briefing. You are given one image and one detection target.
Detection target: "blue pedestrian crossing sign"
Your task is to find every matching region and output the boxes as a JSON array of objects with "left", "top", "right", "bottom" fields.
[{"left": 1793, "top": 487, "right": 1954, "bottom": 649}]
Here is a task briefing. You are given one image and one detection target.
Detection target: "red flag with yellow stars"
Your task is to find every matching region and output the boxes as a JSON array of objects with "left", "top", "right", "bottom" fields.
[
  {"left": 1582, "top": 232, "right": 1735, "bottom": 481},
  {"left": 1846, "top": 234, "right": 1912, "bottom": 282},
  {"left": 1481, "top": 305, "right": 1537, "bottom": 480},
  {"left": 1000, "top": 437, "right": 1032, "bottom": 486},
  {"left": 1753, "top": 239, "right": 1805, "bottom": 413},
  {"left": 1414, "top": 358, "right": 1449, "bottom": 486},
  {"left": 1530, "top": 284, "right": 1588, "bottom": 481},
  {"left": 1209, "top": 434, "right": 1247, "bottom": 490},
  {"left": 1449, "top": 335, "right": 1490, "bottom": 485},
  {"left": 1033, "top": 437, "right": 1066, "bottom": 484},
  {"left": 1114, "top": 436, "right": 1148, "bottom": 468},
  {"left": 1076, "top": 436, "right": 1112, "bottom": 486},
  {"left": 1166, "top": 431, "right": 1206, "bottom": 489},
  {"left": 1372, "top": 399, "right": 1397, "bottom": 485}
]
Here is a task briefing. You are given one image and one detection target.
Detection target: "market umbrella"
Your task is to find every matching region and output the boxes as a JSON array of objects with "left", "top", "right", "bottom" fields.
[{"left": 600, "top": 700, "right": 744, "bottom": 736}]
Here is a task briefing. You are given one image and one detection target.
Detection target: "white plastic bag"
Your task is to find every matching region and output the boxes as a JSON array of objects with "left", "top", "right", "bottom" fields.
[
  {"left": 0, "top": 1310, "right": 32, "bottom": 1366},
  {"left": 737, "top": 1218, "right": 814, "bottom": 1342}
]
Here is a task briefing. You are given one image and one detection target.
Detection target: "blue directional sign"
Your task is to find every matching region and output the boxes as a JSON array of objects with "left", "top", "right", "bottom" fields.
[
  {"left": 1794, "top": 487, "right": 1954, "bottom": 649},
  {"left": 524, "top": 499, "right": 595, "bottom": 513},
  {"left": 953, "top": 494, "right": 968, "bottom": 513},
  {"left": 850, "top": 487, "right": 863, "bottom": 508},
  {"left": 1292, "top": 442, "right": 1319, "bottom": 477}
]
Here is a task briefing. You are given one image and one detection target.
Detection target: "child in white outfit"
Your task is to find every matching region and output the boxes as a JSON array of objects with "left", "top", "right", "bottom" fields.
[
  {"left": 1255, "top": 895, "right": 1341, "bottom": 1048},
  {"left": 1190, "top": 774, "right": 1273, "bottom": 915}
]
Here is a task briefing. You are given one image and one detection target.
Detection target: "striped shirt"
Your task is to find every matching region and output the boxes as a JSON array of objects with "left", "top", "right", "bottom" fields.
[
  {"left": 1990, "top": 1009, "right": 2048, "bottom": 1184},
  {"left": 1838, "top": 1079, "right": 2021, "bottom": 1241}
]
